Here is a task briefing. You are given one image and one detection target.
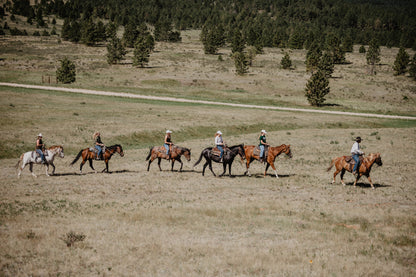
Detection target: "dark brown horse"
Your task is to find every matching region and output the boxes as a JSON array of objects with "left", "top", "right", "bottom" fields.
[
  {"left": 244, "top": 144, "right": 292, "bottom": 177},
  {"left": 70, "top": 144, "right": 124, "bottom": 174},
  {"left": 193, "top": 144, "right": 245, "bottom": 177},
  {"left": 327, "top": 153, "right": 382, "bottom": 189},
  {"left": 146, "top": 145, "right": 191, "bottom": 172}
]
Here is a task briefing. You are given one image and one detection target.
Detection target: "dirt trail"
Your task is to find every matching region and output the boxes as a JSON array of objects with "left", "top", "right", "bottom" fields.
[{"left": 1, "top": 82, "right": 415, "bottom": 120}]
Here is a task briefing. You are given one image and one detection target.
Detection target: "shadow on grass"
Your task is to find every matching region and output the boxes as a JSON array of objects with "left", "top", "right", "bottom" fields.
[
  {"left": 51, "top": 169, "right": 139, "bottom": 176},
  {"left": 345, "top": 182, "right": 391, "bottom": 189}
]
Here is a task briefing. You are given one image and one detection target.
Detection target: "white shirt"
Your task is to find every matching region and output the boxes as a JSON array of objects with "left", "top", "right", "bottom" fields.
[
  {"left": 215, "top": 135, "right": 223, "bottom": 146},
  {"left": 351, "top": 142, "right": 363, "bottom": 155}
]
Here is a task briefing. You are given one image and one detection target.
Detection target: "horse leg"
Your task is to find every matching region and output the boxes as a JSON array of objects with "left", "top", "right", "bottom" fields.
[
  {"left": 366, "top": 175, "right": 375, "bottom": 189},
  {"left": 157, "top": 158, "right": 162, "bottom": 171},
  {"left": 50, "top": 163, "right": 56, "bottom": 175},
  {"left": 219, "top": 162, "right": 227, "bottom": 177},
  {"left": 102, "top": 160, "right": 109, "bottom": 173},
  {"left": 208, "top": 161, "right": 216, "bottom": 177},
  {"left": 244, "top": 159, "right": 252, "bottom": 176},
  {"left": 202, "top": 161, "right": 208, "bottom": 176},
  {"left": 147, "top": 157, "right": 154, "bottom": 171},
  {"left": 353, "top": 174, "right": 361, "bottom": 187},
  {"left": 177, "top": 158, "right": 184, "bottom": 172},
  {"left": 18, "top": 162, "right": 25, "bottom": 178},
  {"left": 45, "top": 164, "right": 50, "bottom": 177},
  {"left": 265, "top": 162, "right": 278, "bottom": 178},
  {"left": 88, "top": 159, "right": 97, "bottom": 173},
  {"left": 30, "top": 163, "right": 37, "bottom": 178},
  {"left": 340, "top": 169, "right": 346, "bottom": 186},
  {"left": 228, "top": 162, "right": 232, "bottom": 177}
]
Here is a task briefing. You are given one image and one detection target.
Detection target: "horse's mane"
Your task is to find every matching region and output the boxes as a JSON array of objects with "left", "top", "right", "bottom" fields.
[
  {"left": 48, "top": 145, "right": 63, "bottom": 150},
  {"left": 107, "top": 144, "right": 122, "bottom": 150}
]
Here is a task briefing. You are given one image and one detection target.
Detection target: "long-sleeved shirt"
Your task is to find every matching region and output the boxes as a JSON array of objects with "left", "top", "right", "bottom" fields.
[
  {"left": 215, "top": 136, "right": 223, "bottom": 146},
  {"left": 350, "top": 142, "right": 363, "bottom": 155}
]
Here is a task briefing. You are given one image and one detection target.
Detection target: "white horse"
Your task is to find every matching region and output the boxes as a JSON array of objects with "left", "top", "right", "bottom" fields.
[{"left": 16, "top": 145, "right": 65, "bottom": 178}]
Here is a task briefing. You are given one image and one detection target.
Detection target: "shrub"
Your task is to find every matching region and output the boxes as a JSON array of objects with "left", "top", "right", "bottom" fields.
[
  {"left": 56, "top": 57, "right": 76, "bottom": 84},
  {"left": 359, "top": 45, "right": 366, "bottom": 53},
  {"left": 281, "top": 52, "right": 292, "bottom": 69},
  {"left": 393, "top": 47, "right": 410, "bottom": 76},
  {"left": 305, "top": 70, "right": 330, "bottom": 106},
  {"left": 232, "top": 51, "right": 249, "bottom": 75}
]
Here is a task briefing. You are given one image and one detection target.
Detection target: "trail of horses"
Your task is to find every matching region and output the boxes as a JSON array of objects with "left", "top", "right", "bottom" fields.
[{"left": 1, "top": 82, "right": 415, "bottom": 120}]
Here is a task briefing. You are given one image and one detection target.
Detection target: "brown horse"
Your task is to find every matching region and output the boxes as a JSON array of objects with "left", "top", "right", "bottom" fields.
[
  {"left": 327, "top": 153, "right": 383, "bottom": 189},
  {"left": 70, "top": 144, "right": 124, "bottom": 174},
  {"left": 146, "top": 145, "right": 191, "bottom": 172},
  {"left": 244, "top": 144, "right": 292, "bottom": 177}
]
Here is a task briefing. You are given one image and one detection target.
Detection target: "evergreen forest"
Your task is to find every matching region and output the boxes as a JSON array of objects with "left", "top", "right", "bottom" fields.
[{"left": 3, "top": 0, "right": 416, "bottom": 50}]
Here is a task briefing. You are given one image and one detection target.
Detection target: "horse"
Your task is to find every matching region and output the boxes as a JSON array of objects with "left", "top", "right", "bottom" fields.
[
  {"left": 244, "top": 144, "right": 292, "bottom": 178},
  {"left": 146, "top": 145, "right": 191, "bottom": 172},
  {"left": 70, "top": 144, "right": 124, "bottom": 174},
  {"left": 193, "top": 144, "right": 245, "bottom": 177},
  {"left": 327, "top": 153, "right": 383, "bottom": 189},
  {"left": 16, "top": 145, "right": 65, "bottom": 178}
]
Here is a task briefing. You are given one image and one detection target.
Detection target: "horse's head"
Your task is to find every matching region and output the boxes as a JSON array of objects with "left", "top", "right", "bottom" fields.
[
  {"left": 182, "top": 147, "right": 191, "bottom": 161},
  {"left": 284, "top": 144, "right": 292, "bottom": 158},
  {"left": 373, "top": 153, "right": 382, "bottom": 166},
  {"left": 48, "top": 145, "right": 65, "bottom": 158},
  {"left": 58, "top": 146, "right": 65, "bottom": 158},
  {"left": 116, "top": 144, "right": 124, "bottom": 157}
]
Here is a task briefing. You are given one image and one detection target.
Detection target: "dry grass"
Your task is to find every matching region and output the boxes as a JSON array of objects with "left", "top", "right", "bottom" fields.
[{"left": 0, "top": 33, "right": 416, "bottom": 276}]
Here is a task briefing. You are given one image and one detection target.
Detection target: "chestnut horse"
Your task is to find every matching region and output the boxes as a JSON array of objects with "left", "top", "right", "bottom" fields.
[
  {"left": 70, "top": 144, "right": 124, "bottom": 174},
  {"left": 327, "top": 153, "right": 382, "bottom": 189},
  {"left": 146, "top": 145, "right": 191, "bottom": 172},
  {"left": 193, "top": 144, "right": 245, "bottom": 177},
  {"left": 244, "top": 144, "right": 292, "bottom": 178}
]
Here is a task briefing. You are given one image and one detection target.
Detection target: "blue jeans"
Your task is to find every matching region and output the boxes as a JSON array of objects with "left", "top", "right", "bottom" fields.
[
  {"left": 95, "top": 145, "right": 102, "bottom": 157},
  {"left": 217, "top": 145, "right": 224, "bottom": 158},
  {"left": 164, "top": 144, "right": 170, "bottom": 155},
  {"left": 36, "top": 149, "right": 45, "bottom": 162},
  {"left": 352, "top": 154, "right": 360, "bottom": 172},
  {"left": 259, "top": 145, "right": 265, "bottom": 158}
]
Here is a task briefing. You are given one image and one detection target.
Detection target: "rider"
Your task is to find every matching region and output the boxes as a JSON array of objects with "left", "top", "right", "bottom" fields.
[
  {"left": 351, "top": 136, "right": 364, "bottom": 176},
  {"left": 36, "top": 133, "right": 46, "bottom": 164},
  {"left": 215, "top": 131, "right": 225, "bottom": 162},
  {"left": 259, "top": 130, "right": 270, "bottom": 162},
  {"left": 93, "top": 131, "right": 105, "bottom": 160},
  {"left": 164, "top": 130, "right": 173, "bottom": 159}
]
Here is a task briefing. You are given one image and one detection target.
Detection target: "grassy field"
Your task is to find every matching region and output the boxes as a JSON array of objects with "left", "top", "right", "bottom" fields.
[{"left": 0, "top": 30, "right": 416, "bottom": 276}]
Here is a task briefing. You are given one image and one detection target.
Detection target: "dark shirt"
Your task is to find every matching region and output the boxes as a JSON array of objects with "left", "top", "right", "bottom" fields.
[
  {"left": 259, "top": 135, "right": 266, "bottom": 146},
  {"left": 37, "top": 139, "right": 43, "bottom": 150},
  {"left": 96, "top": 136, "right": 103, "bottom": 144}
]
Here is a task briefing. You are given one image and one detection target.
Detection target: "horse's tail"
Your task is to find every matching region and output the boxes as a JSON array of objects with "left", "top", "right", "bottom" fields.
[
  {"left": 193, "top": 150, "right": 205, "bottom": 167},
  {"left": 327, "top": 158, "right": 336, "bottom": 172},
  {"left": 15, "top": 153, "right": 24, "bottom": 169},
  {"left": 70, "top": 150, "right": 83, "bottom": 165},
  {"left": 145, "top": 147, "right": 154, "bottom": 161}
]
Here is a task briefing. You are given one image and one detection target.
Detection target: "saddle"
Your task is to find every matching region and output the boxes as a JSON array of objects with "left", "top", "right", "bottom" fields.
[
  {"left": 90, "top": 146, "right": 105, "bottom": 159},
  {"left": 211, "top": 147, "right": 227, "bottom": 157},
  {"left": 345, "top": 155, "right": 364, "bottom": 171},
  {"left": 253, "top": 146, "right": 268, "bottom": 159}
]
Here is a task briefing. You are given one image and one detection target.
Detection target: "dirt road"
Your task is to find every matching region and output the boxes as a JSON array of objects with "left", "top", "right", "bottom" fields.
[{"left": 1, "top": 82, "right": 415, "bottom": 120}]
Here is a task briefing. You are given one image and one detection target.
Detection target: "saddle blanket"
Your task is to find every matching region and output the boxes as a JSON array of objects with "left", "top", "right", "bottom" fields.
[{"left": 253, "top": 146, "right": 268, "bottom": 158}]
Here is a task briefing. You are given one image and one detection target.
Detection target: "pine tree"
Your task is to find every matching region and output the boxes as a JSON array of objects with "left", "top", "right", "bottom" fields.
[
  {"left": 393, "top": 47, "right": 410, "bottom": 76},
  {"left": 133, "top": 36, "right": 150, "bottom": 68},
  {"left": 326, "top": 33, "right": 346, "bottom": 64},
  {"left": 232, "top": 51, "right": 248, "bottom": 75},
  {"left": 281, "top": 52, "right": 292, "bottom": 69},
  {"left": 359, "top": 45, "right": 366, "bottom": 53},
  {"left": 305, "top": 70, "right": 330, "bottom": 107},
  {"left": 231, "top": 29, "right": 245, "bottom": 54},
  {"left": 305, "top": 45, "right": 322, "bottom": 73},
  {"left": 106, "top": 36, "right": 126, "bottom": 64},
  {"left": 366, "top": 39, "right": 380, "bottom": 75},
  {"left": 317, "top": 52, "right": 334, "bottom": 78},
  {"left": 56, "top": 57, "right": 76, "bottom": 84},
  {"left": 408, "top": 53, "right": 416, "bottom": 81}
]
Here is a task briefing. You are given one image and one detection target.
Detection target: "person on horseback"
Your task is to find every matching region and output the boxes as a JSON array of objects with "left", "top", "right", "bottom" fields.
[
  {"left": 164, "top": 130, "right": 173, "bottom": 160},
  {"left": 36, "top": 133, "right": 46, "bottom": 164},
  {"left": 215, "top": 131, "right": 225, "bottom": 162},
  {"left": 93, "top": 131, "right": 105, "bottom": 160},
  {"left": 351, "top": 136, "right": 364, "bottom": 175},
  {"left": 259, "top": 130, "right": 269, "bottom": 162}
]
